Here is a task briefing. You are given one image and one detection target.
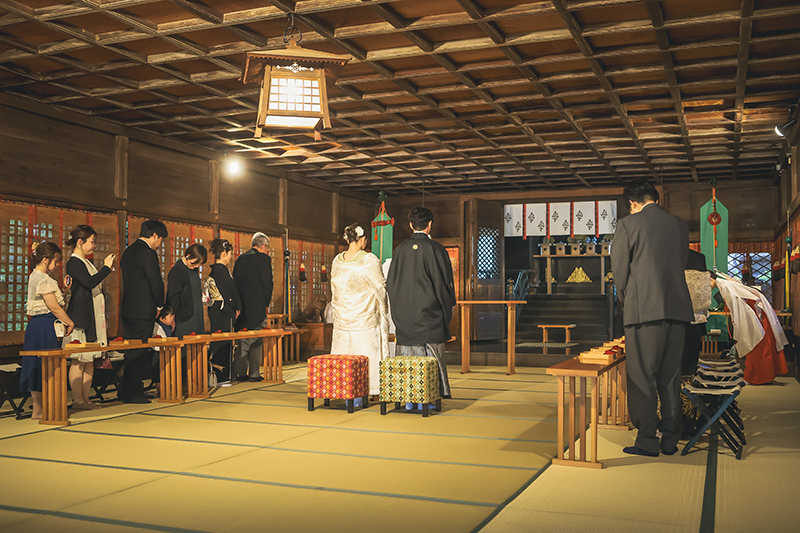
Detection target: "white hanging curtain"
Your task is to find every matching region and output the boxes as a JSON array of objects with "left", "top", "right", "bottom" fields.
[
  {"left": 549, "top": 202, "right": 571, "bottom": 236},
  {"left": 503, "top": 204, "right": 523, "bottom": 237},
  {"left": 525, "top": 203, "right": 547, "bottom": 236},
  {"left": 572, "top": 201, "right": 596, "bottom": 236},
  {"left": 597, "top": 200, "right": 618, "bottom": 236}
]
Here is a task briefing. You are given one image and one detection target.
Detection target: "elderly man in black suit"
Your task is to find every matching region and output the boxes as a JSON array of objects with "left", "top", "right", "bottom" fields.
[
  {"left": 119, "top": 219, "right": 168, "bottom": 403},
  {"left": 232, "top": 232, "right": 274, "bottom": 382},
  {"left": 612, "top": 180, "right": 694, "bottom": 457}
]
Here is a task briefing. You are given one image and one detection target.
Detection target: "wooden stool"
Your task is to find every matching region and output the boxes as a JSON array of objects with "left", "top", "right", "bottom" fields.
[{"left": 539, "top": 324, "right": 576, "bottom": 343}]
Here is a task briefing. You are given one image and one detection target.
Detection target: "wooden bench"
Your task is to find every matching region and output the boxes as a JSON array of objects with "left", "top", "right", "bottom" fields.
[
  {"left": 539, "top": 324, "right": 576, "bottom": 343},
  {"left": 546, "top": 347, "right": 630, "bottom": 469}
]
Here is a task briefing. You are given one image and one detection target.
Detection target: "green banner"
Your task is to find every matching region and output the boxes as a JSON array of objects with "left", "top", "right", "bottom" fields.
[
  {"left": 700, "top": 198, "right": 729, "bottom": 341},
  {"left": 371, "top": 201, "right": 394, "bottom": 264}
]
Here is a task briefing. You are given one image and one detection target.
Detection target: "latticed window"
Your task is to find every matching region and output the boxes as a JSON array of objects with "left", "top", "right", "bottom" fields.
[
  {"left": 477, "top": 227, "right": 500, "bottom": 280},
  {"left": 0, "top": 218, "right": 30, "bottom": 334},
  {"left": 727, "top": 252, "right": 772, "bottom": 304}
]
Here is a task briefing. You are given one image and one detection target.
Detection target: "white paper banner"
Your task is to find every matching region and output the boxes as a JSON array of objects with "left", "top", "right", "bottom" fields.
[
  {"left": 572, "top": 201, "right": 596, "bottom": 235},
  {"left": 597, "top": 200, "right": 617, "bottom": 236},
  {"left": 503, "top": 204, "right": 523, "bottom": 237},
  {"left": 549, "top": 202, "right": 571, "bottom": 236},
  {"left": 525, "top": 203, "right": 547, "bottom": 236}
]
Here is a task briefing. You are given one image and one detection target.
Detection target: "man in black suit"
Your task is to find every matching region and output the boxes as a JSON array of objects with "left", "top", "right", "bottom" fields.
[
  {"left": 119, "top": 219, "right": 168, "bottom": 403},
  {"left": 612, "top": 180, "right": 694, "bottom": 456},
  {"left": 233, "top": 232, "right": 273, "bottom": 381},
  {"left": 387, "top": 206, "right": 456, "bottom": 398}
]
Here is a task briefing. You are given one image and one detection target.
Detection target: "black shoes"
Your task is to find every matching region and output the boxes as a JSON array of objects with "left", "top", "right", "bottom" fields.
[
  {"left": 249, "top": 376, "right": 263, "bottom": 382},
  {"left": 234, "top": 375, "right": 250, "bottom": 382},
  {"left": 661, "top": 445, "right": 679, "bottom": 456},
  {"left": 122, "top": 395, "right": 151, "bottom": 404},
  {"left": 623, "top": 445, "right": 659, "bottom": 457}
]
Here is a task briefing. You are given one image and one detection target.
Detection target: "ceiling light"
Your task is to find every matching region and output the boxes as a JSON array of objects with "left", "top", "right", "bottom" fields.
[{"left": 775, "top": 118, "right": 797, "bottom": 137}]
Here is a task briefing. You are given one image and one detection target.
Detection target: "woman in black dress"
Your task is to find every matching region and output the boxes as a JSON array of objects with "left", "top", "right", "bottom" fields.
[
  {"left": 205, "top": 239, "right": 241, "bottom": 383},
  {"left": 64, "top": 225, "right": 115, "bottom": 410},
  {"left": 166, "top": 243, "right": 208, "bottom": 337}
]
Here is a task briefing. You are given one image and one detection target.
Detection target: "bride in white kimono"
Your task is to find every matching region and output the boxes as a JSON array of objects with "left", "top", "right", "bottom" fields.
[{"left": 330, "top": 223, "right": 390, "bottom": 396}]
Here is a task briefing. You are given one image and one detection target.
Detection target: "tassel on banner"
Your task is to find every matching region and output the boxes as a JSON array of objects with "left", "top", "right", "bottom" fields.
[
  {"left": 523, "top": 204, "right": 527, "bottom": 240},
  {"left": 595, "top": 202, "right": 599, "bottom": 238},
  {"left": 570, "top": 203, "right": 574, "bottom": 238},
  {"left": 546, "top": 203, "right": 550, "bottom": 239}
]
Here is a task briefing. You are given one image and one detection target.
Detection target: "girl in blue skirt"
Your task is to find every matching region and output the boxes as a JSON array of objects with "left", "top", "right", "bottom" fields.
[{"left": 21, "top": 242, "right": 73, "bottom": 420}]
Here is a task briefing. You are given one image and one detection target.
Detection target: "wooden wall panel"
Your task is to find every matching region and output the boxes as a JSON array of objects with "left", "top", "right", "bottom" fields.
[
  {"left": 0, "top": 105, "right": 116, "bottom": 207},
  {"left": 387, "top": 195, "right": 461, "bottom": 244},
  {"left": 218, "top": 168, "right": 281, "bottom": 232},
  {"left": 126, "top": 141, "right": 210, "bottom": 222},
  {"left": 665, "top": 181, "right": 778, "bottom": 241},
  {"left": 337, "top": 195, "right": 375, "bottom": 238},
  {"left": 288, "top": 181, "right": 336, "bottom": 241}
]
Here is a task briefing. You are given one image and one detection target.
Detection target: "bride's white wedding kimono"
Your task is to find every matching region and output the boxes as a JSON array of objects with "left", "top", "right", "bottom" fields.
[{"left": 330, "top": 250, "right": 390, "bottom": 395}]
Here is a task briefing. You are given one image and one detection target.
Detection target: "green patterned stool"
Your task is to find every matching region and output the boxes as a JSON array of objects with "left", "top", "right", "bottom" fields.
[{"left": 379, "top": 356, "right": 442, "bottom": 417}]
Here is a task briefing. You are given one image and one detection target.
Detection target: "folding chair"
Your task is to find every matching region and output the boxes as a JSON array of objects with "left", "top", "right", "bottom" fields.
[
  {"left": 90, "top": 353, "right": 125, "bottom": 403},
  {"left": 682, "top": 379, "right": 745, "bottom": 459},
  {"left": 0, "top": 364, "right": 31, "bottom": 419}
]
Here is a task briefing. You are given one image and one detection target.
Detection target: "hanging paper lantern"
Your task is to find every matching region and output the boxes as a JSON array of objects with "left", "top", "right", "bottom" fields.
[
  {"left": 320, "top": 264, "right": 328, "bottom": 283},
  {"left": 299, "top": 261, "right": 307, "bottom": 282}
]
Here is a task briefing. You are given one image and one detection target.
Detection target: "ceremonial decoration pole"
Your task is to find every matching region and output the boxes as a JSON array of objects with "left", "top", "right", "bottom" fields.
[{"left": 786, "top": 209, "right": 792, "bottom": 312}]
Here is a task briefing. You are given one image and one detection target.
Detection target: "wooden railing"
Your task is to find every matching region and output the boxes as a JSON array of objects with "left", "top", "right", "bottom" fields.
[
  {"left": 546, "top": 355, "right": 630, "bottom": 469},
  {"left": 20, "top": 329, "right": 288, "bottom": 426}
]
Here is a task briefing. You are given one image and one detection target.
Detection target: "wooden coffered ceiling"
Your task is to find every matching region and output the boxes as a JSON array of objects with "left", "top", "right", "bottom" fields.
[{"left": 1, "top": 0, "right": 799, "bottom": 195}]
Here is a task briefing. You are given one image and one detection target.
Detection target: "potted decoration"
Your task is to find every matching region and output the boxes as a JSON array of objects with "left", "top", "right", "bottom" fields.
[
  {"left": 600, "top": 234, "right": 612, "bottom": 255},
  {"left": 585, "top": 236, "right": 599, "bottom": 255},
  {"left": 540, "top": 237, "right": 555, "bottom": 256}
]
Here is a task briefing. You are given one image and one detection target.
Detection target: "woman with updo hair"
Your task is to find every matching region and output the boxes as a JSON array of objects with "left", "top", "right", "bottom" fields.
[
  {"left": 63, "top": 225, "right": 116, "bottom": 410},
  {"left": 204, "top": 238, "right": 241, "bottom": 383},
  {"left": 22, "top": 242, "right": 73, "bottom": 420},
  {"left": 329, "top": 223, "right": 390, "bottom": 401}
]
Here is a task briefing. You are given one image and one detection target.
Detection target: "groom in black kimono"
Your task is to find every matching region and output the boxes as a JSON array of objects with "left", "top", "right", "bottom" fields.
[{"left": 387, "top": 206, "right": 456, "bottom": 398}]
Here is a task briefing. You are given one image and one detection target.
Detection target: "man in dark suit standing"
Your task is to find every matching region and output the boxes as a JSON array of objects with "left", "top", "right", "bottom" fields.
[
  {"left": 119, "top": 219, "right": 168, "bottom": 403},
  {"left": 387, "top": 206, "right": 456, "bottom": 398},
  {"left": 233, "top": 232, "right": 273, "bottom": 381},
  {"left": 612, "top": 180, "right": 694, "bottom": 456}
]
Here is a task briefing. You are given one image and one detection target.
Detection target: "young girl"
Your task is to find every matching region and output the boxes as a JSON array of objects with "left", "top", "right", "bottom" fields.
[
  {"left": 21, "top": 242, "right": 74, "bottom": 420},
  {"left": 64, "top": 225, "right": 116, "bottom": 410}
]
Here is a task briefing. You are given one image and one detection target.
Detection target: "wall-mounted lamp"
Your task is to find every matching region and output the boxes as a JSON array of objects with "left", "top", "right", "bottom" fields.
[{"left": 223, "top": 154, "right": 244, "bottom": 177}]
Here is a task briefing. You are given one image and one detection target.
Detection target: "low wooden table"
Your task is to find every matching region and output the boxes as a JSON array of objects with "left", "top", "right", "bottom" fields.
[
  {"left": 546, "top": 355, "right": 630, "bottom": 469},
  {"left": 539, "top": 324, "right": 576, "bottom": 343},
  {"left": 457, "top": 300, "right": 526, "bottom": 375}
]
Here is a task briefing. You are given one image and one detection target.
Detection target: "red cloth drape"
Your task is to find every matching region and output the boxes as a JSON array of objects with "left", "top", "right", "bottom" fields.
[{"left": 742, "top": 300, "right": 788, "bottom": 384}]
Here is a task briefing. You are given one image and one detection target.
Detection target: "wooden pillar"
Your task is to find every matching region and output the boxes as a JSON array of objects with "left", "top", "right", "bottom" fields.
[
  {"left": 332, "top": 192, "right": 340, "bottom": 235},
  {"left": 279, "top": 178, "right": 288, "bottom": 226},
  {"left": 114, "top": 135, "right": 128, "bottom": 202}
]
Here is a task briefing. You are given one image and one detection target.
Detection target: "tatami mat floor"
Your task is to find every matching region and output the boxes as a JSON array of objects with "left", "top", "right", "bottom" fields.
[
  {"left": 2, "top": 367, "right": 798, "bottom": 532},
  {"left": 480, "top": 376, "right": 800, "bottom": 533},
  {"left": 0, "top": 366, "right": 556, "bottom": 532}
]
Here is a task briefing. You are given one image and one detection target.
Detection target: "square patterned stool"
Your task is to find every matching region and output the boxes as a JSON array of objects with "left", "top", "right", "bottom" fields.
[
  {"left": 379, "top": 356, "right": 442, "bottom": 417},
  {"left": 307, "top": 354, "right": 369, "bottom": 413}
]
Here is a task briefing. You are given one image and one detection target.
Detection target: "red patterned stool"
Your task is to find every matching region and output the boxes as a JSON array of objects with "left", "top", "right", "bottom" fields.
[{"left": 307, "top": 354, "right": 369, "bottom": 413}]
